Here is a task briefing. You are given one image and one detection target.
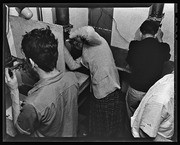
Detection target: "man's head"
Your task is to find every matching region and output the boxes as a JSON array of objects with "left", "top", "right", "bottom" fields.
[
  {"left": 140, "top": 19, "right": 160, "bottom": 36},
  {"left": 21, "top": 26, "right": 58, "bottom": 73},
  {"left": 68, "top": 36, "right": 85, "bottom": 50},
  {"left": 69, "top": 26, "right": 101, "bottom": 49}
]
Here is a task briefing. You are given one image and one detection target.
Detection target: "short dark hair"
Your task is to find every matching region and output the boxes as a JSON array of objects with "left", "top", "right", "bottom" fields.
[
  {"left": 140, "top": 20, "right": 160, "bottom": 35},
  {"left": 21, "top": 26, "right": 58, "bottom": 72}
]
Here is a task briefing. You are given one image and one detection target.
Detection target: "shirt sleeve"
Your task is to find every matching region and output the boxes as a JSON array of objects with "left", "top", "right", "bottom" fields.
[
  {"left": 64, "top": 45, "right": 82, "bottom": 70},
  {"left": 139, "top": 101, "right": 164, "bottom": 138},
  {"left": 16, "top": 103, "right": 39, "bottom": 135}
]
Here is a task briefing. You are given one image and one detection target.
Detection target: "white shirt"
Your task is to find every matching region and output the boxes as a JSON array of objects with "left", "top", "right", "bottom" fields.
[
  {"left": 131, "top": 73, "right": 174, "bottom": 141},
  {"left": 65, "top": 26, "right": 120, "bottom": 99}
]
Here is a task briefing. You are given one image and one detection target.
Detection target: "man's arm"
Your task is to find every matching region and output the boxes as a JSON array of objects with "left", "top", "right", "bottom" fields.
[
  {"left": 5, "top": 68, "right": 20, "bottom": 125},
  {"left": 139, "top": 128, "right": 155, "bottom": 142},
  {"left": 15, "top": 103, "right": 39, "bottom": 135},
  {"left": 139, "top": 128, "right": 154, "bottom": 139},
  {"left": 155, "top": 28, "right": 163, "bottom": 43},
  {"left": 156, "top": 28, "right": 171, "bottom": 61},
  {"left": 64, "top": 45, "right": 82, "bottom": 70},
  {"left": 5, "top": 68, "right": 38, "bottom": 135},
  {"left": 139, "top": 102, "right": 164, "bottom": 139},
  {"left": 11, "top": 89, "right": 21, "bottom": 125}
]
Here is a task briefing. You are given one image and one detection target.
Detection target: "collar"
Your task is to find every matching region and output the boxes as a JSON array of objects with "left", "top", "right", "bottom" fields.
[
  {"left": 142, "top": 37, "right": 158, "bottom": 41},
  {"left": 28, "top": 71, "right": 64, "bottom": 95}
]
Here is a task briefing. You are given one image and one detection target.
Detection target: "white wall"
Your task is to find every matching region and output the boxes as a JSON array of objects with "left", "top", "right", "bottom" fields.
[
  {"left": 29, "top": 7, "right": 38, "bottom": 21},
  {"left": 111, "top": 7, "right": 149, "bottom": 49},
  {"left": 69, "top": 8, "right": 89, "bottom": 32},
  {"left": 161, "top": 4, "right": 174, "bottom": 61},
  {"left": 111, "top": 3, "right": 174, "bottom": 61},
  {"left": 9, "top": 7, "right": 19, "bottom": 16},
  {"left": 41, "top": 8, "right": 53, "bottom": 24}
]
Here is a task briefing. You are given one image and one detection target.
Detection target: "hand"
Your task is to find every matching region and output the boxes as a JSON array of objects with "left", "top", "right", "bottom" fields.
[
  {"left": 5, "top": 68, "right": 18, "bottom": 90},
  {"left": 156, "top": 28, "right": 163, "bottom": 42},
  {"left": 64, "top": 40, "right": 72, "bottom": 52},
  {"left": 69, "top": 28, "right": 86, "bottom": 39},
  {"left": 75, "top": 57, "right": 82, "bottom": 64}
]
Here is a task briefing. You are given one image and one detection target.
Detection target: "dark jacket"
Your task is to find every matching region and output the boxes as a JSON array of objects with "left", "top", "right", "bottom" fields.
[{"left": 126, "top": 37, "right": 170, "bottom": 92}]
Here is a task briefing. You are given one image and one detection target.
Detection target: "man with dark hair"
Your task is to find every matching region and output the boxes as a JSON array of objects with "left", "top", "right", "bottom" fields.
[
  {"left": 140, "top": 19, "right": 160, "bottom": 36},
  {"left": 5, "top": 27, "right": 79, "bottom": 137},
  {"left": 125, "top": 19, "right": 171, "bottom": 118}
]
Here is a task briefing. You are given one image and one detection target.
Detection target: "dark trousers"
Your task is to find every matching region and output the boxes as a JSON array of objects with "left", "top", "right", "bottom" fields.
[{"left": 88, "top": 89, "right": 125, "bottom": 138}]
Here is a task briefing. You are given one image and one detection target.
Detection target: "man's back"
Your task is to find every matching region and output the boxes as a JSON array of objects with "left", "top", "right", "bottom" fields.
[
  {"left": 131, "top": 73, "right": 174, "bottom": 141},
  {"left": 25, "top": 71, "right": 78, "bottom": 137},
  {"left": 82, "top": 36, "right": 120, "bottom": 99},
  {"left": 126, "top": 37, "right": 170, "bottom": 92}
]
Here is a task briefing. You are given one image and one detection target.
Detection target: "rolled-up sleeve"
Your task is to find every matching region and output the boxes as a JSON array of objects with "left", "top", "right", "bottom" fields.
[
  {"left": 15, "top": 103, "right": 39, "bottom": 135},
  {"left": 139, "top": 102, "right": 164, "bottom": 138}
]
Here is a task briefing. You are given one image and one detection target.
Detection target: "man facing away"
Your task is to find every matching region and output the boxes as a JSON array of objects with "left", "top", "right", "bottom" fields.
[
  {"left": 5, "top": 26, "right": 79, "bottom": 137},
  {"left": 125, "top": 19, "right": 171, "bottom": 118}
]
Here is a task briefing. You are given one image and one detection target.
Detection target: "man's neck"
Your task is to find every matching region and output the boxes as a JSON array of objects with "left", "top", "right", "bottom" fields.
[
  {"left": 38, "top": 68, "right": 59, "bottom": 80},
  {"left": 142, "top": 34, "right": 154, "bottom": 39}
]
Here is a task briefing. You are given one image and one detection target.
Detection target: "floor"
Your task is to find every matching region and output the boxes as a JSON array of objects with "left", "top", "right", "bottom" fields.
[
  {"left": 77, "top": 87, "right": 134, "bottom": 141},
  {"left": 77, "top": 85, "right": 90, "bottom": 137}
]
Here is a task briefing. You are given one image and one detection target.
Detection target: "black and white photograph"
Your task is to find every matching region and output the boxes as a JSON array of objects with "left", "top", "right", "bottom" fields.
[{"left": 3, "top": 3, "right": 177, "bottom": 142}]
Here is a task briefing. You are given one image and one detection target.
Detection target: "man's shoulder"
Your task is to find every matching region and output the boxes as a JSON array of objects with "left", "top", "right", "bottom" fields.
[
  {"left": 63, "top": 71, "right": 78, "bottom": 84},
  {"left": 129, "top": 40, "right": 142, "bottom": 47},
  {"left": 130, "top": 38, "right": 167, "bottom": 47},
  {"left": 128, "top": 40, "right": 142, "bottom": 51},
  {"left": 130, "top": 40, "right": 139, "bottom": 45}
]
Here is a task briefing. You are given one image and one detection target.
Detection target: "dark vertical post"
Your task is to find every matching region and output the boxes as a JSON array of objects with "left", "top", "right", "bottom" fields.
[
  {"left": 37, "top": 7, "right": 43, "bottom": 21},
  {"left": 149, "top": 3, "right": 164, "bottom": 18},
  {"left": 55, "top": 8, "right": 69, "bottom": 25},
  {"left": 55, "top": 8, "right": 72, "bottom": 41}
]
